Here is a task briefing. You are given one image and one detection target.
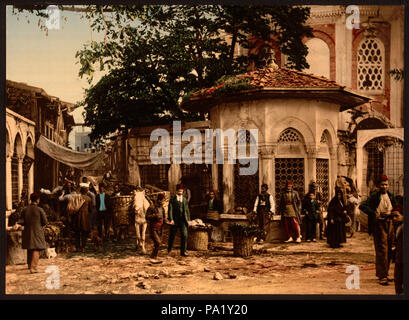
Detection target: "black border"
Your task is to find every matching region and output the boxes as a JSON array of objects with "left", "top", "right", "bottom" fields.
[{"left": 1, "top": 0, "right": 408, "bottom": 306}]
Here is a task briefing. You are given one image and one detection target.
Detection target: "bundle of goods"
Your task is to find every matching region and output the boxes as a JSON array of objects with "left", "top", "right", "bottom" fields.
[
  {"left": 228, "top": 224, "right": 262, "bottom": 257},
  {"left": 43, "top": 222, "right": 64, "bottom": 248}
]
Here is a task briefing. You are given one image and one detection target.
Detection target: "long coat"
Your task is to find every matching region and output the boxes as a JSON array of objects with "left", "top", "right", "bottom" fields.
[
  {"left": 168, "top": 196, "right": 190, "bottom": 225},
  {"left": 74, "top": 194, "right": 92, "bottom": 232},
  {"left": 278, "top": 190, "right": 302, "bottom": 225},
  {"left": 326, "top": 197, "right": 349, "bottom": 247},
  {"left": 22, "top": 205, "right": 48, "bottom": 250}
]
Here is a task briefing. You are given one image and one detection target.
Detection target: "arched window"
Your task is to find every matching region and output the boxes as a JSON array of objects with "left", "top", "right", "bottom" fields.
[
  {"left": 305, "top": 38, "right": 330, "bottom": 79},
  {"left": 357, "top": 38, "right": 385, "bottom": 93},
  {"left": 278, "top": 128, "right": 303, "bottom": 143}
]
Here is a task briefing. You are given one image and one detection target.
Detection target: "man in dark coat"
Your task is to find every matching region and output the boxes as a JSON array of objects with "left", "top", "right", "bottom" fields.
[
  {"left": 308, "top": 181, "right": 326, "bottom": 239},
  {"left": 359, "top": 174, "right": 398, "bottom": 286},
  {"left": 252, "top": 184, "right": 275, "bottom": 242},
  {"left": 302, "top": 192, "right": 320, "bottom": 242},
  {"left": 167, "top": 184, "right": 191, "bottom": 257},
  {"left": 22, "top": 193, "right": 48, "bottom": 273},
  {"left": 278, "top": 181, "right": 302, "bottom": 243}
]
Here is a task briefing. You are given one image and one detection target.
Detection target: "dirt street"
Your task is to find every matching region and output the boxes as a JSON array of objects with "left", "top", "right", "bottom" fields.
[{"left": 6, "top": 232, "right": 396, "bottom": 295}]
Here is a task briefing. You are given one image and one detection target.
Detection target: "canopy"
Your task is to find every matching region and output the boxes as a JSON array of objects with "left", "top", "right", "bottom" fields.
[{"left": 36, "top": 135, "right": 105, "bottom": 170}]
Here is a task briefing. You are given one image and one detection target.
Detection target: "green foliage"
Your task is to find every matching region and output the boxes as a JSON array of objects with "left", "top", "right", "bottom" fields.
[
  {"left": 14, "top": 5, "right": 313, "bottom": 141},
  {"left": 228, "top": 223, "right": 263, "bottom": 238}
]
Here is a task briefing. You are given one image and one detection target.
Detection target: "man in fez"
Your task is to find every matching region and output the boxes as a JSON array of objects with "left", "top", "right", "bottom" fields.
[
  {"left": 252, "top": 184, "right": 275, "bottom": 242},
  {"left": 279, "top": 181, "right": 302, "bottom": 243},
  {"left": 359, "top": 174, "right": 398, "bottom": 286},
  {"left": 167, "top": 184, "right": 191, "bottom": 257}
]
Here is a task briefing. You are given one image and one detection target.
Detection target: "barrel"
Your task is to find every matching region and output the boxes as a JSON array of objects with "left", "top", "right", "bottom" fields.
[{"left": 111, "top": 196, "right": 133, "bottom": 226}]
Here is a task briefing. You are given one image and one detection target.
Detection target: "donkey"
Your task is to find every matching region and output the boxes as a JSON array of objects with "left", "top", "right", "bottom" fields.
[{"left": 132, "top": 189, "right": 151, "bottom": 254}]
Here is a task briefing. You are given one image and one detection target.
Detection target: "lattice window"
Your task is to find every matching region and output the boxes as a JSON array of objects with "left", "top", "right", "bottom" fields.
[
  {"left": 275, "top": 158, "right": 305, "bottom": 204},
  {"left": 139, "top": 164, "right": 169, "bottom": 190},
  {"left": 181, "top": 164, "right": 212, "bottom": 204},
  {"left": 357, "top": 38, "right": 384, "bottom": 92},
  {"left": 278, "top": 128, "right": 303, "bottom": 143},
  {"left": 234, "top": 161, "right": 259, "bottom": 212},
  {"left": 364, "top": 137, "right": 403, "bottom": 196},
  {"left": 316, "top": 159, "right": 329, "bottom": 205}
]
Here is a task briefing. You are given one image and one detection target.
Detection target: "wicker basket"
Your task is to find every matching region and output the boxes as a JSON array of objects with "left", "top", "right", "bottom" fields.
[
  {"left": 187, "top": 229, "right": 209, "bottom": 251},
  {"left": 232, "top": 234, "right": 254, "bottom": 257}
]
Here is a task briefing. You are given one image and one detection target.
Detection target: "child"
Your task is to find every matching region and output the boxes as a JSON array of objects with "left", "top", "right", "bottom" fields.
[
  {"left": 146, "top": 193, "right": 166, "bottom": 259},
  {"left": 302, "top": 192, "right": 319, "bottom": 242}
]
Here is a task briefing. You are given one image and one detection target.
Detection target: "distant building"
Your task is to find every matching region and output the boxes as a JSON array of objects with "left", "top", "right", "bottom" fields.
[
  {"left": 74, "top": 127, "right": 100, "bottom": 153},
  {"left": 6, "top": 80, "right": 76, "bottom": 207}
]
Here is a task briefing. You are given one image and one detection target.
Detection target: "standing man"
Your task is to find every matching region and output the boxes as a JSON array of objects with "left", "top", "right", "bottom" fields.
[
  {"left": 279, "top": 181, "right": 302, "bottom": 243},
  {"left": 96, "top": 183, "right": 111, "bottom": 241},
  {"left": 252, "top": 184, "right": 275, "bottom": 242},
  {"left": 359, "top": 174, "right": 397, "bottom": 286},
  {"left": 167, "top": 184, "right": 190, "bottom": 257},
  {"left": 22, "top": 193, "right": 48, "bottom": 273},
  {"left": 308, "top": 181, "right": 326, "bottom": 240},
  {"left": 73, "top": 186, "right": 92, "bottom": 253}
]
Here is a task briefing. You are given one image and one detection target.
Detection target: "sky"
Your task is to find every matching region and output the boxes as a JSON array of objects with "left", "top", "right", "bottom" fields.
[{"left": 6, "top": 6, "right": 105, "bottom": 146}]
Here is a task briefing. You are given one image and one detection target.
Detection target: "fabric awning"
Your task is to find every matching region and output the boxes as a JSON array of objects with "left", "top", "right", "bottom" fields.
[{"left": 36, "top": 135, "right": 105, "bottom": 170}]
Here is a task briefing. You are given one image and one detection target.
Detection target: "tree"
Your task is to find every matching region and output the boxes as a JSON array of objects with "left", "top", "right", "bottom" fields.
[{"left": 13, "top": 5, "right": 313, "bottom": 141}]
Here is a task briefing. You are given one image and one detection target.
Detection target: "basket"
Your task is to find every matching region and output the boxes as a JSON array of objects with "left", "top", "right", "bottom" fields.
[
  {"left": 232, "top": 234, "right": 254, "bottom": 257},
  {"left": 187, "top": 229, "right": 209, "bottom": 251},
  {"left": 111, "top": 195, "right": 133, "bottom": 226}
]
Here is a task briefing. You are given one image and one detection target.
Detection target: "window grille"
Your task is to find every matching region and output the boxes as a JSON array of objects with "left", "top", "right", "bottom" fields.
[
  {"left": 139, "top": 164, "right": 169, "bottom": 190},
  {"left": 278, "top": 128, "right": 303, "bottom": 143},
  {"left": 357, "top": 38, "right": 384, "bottom": 92},
  {"left": 316, "top": 159, "right": 329, "bottom": 205},
  {"left": 275, "top": 158, "right": 305, "bottom": 204}
]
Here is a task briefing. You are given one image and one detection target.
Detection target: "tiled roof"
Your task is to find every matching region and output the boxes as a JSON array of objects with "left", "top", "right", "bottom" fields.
[{"left": 236, "top": 67, "right": 342, "bottom": 89}]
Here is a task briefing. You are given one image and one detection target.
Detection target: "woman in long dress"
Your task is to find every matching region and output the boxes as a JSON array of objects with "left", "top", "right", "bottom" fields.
[{"left": 326, "top": 189, "right": 349, "bottom": 248}]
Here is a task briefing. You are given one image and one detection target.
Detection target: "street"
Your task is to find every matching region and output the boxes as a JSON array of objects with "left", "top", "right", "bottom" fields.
[{"left": 6, "top": 231, "right": 396, "bottom": 295}]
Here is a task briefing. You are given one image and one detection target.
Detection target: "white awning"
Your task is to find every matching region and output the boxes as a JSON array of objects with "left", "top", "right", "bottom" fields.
[{"left": 36, "top": 135, "right": 105, "bottom": 170}]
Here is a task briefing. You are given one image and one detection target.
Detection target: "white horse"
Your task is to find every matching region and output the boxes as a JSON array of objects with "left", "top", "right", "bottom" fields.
[{"left": 132, "top": 190, "right": 151, "bottom": 254}]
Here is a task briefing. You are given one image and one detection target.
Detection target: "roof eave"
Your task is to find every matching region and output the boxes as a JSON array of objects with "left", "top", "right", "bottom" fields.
[{"left": 181, "top": 88, "right": 370, "bottom": 113}]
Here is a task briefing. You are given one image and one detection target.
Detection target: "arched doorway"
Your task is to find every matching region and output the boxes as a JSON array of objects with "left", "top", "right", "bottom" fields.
[
  {"left": 275, "top": 128, "right": 306, "bottom": 204},
  {"left": 362, "top": 136, "right": 403, "bottom": 196},
  {"left": 234, "top": 130, "right": 259, "bottom": 213}
]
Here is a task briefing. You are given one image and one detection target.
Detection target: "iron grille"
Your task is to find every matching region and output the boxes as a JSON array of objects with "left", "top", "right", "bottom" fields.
[
  {"left": 139, "top": 164, "right": 170, "bottom": 190},
  {"left": 234, "top": 160, "right": 259, "bottom": 213},
  {"left": 275, "top": 158, "right": 305, "bottom": 204},
  {"left": 364, "top": 137, "right": 403, "bottom": 196},
  {"left": 316, "top": 159, "right": 329, "bottom": 205}
]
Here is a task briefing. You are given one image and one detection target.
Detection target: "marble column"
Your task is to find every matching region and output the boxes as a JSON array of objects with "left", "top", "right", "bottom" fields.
[
  {"left": 259, "top": 144, "right": 275, "bottom": 195},
  {"left": 329, "top": 146, "right": 337, "bottom": 199},
  {"left": 222, "top": 163, "right": 234, "bottom": 213},
  {"left": 28, "top": 162, "right": 34, "bottom": 197},
  {"left": 306, "top": 146, "right": 318, "bottom": 188},
  {"left": 17, "top": 157, "right": 24, "bottom": 201},
  {"left": 6, "top": 156, "right": 12, "bottom": 210}
]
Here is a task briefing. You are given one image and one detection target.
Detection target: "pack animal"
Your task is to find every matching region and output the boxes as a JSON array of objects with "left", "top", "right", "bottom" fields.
[{"left": 132, "top": 190, "right": 151, "bottom": 254}]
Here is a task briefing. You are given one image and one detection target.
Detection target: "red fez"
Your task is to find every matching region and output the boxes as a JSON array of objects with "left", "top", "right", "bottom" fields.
[
  {"left": 287, "top": 181, "right": 293, "bottom": 186},
  {"left": 380, "top": 174, "right": 388, "bottom": 181},
  {"left": 176, "top": 183, "right": 184, "bottom": 190}
]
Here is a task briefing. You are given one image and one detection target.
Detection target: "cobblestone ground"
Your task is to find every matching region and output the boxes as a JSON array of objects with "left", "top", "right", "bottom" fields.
[{"left": 6, "top": 231, "right": 396, "bottom": 295}]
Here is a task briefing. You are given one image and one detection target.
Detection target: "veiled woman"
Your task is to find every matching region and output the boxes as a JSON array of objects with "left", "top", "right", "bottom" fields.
[{"left": 326, "top": 189, "right": 349, "bottom": 248}]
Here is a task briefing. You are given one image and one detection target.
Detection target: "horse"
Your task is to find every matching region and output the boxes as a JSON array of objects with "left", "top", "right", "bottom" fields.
[{"left": 131, "top": 190, "right": 151, "bottom": 254}]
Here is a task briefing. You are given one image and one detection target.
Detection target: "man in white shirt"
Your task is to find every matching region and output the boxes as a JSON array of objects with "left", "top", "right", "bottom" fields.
[
  {"left": 359, "top": 174, "right": 398, "bottom": 286},
  {"left": 252, "top": 184, "right": 275, "bottom": 242}
]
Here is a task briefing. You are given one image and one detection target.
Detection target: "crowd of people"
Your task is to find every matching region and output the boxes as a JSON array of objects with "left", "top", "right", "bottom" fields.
[{"left": 6, "top": 172, "right": 404, "bottom": 294}]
